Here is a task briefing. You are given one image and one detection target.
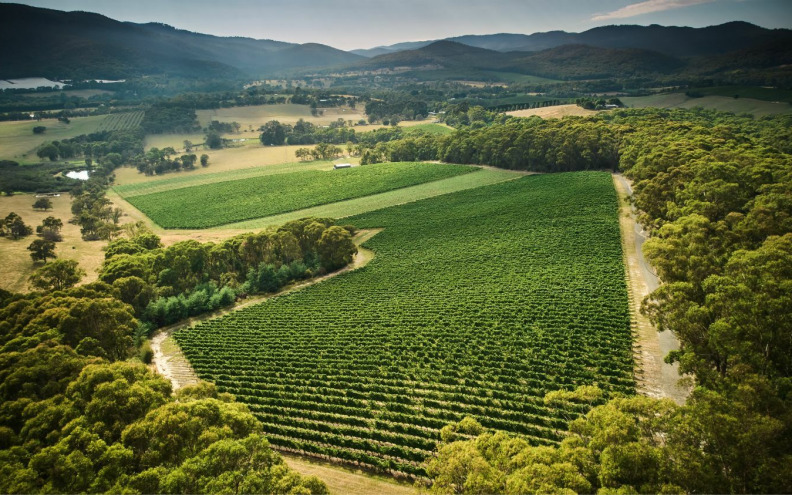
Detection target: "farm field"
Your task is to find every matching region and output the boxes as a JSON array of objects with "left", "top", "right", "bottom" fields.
[
  {"left": 0, "top": 115, "right": 106, "bottom": 161},
  {"left": 121, "top": 162, "right": 477, "bottom": 228},
  {"left": 622, "top": 93, "right": 792, "bottom": 116},
  {"left": 506, "top": 104, "right": 599, "bottom": 119},
  {"left": 197, "top": 103, "right": 367, "bottom": 128},
  {"left": 175, "top": 172, "right": 634, "bottom": 476},
  {"left": 222, "top": 167, "right": 521, "bottom": 230},
  {"left": 96, "top": 110, "right": 144, "bottom": 132},
  {"left": 115, "top": 144, "right": 315, "bottom": 184}
]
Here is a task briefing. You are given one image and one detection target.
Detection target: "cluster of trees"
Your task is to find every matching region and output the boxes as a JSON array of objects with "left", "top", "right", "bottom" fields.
[
  {"left": 70, "top": 176, "right": 123, "bottom": 241},
  {"left": 365, "top": 96, "right": 428, "bottom": 123},
  {"left": 133, "top": 147, "right": 209, "bottom": 176},
  {"left": 97, "top": 218, "right": 357, "bottom": 328},
  {"left": 295, "top": 143, "right": 344, "bottom": 161},
  {"left": 0, "top": 278, "right": 328, "bottom": 493},
  {"left": 259, "top": 119, "right": 357, "bottom": 146},
  {"left": 34, "top": 129, "right": 145, "bottom": 171},
  {"left": 424, "top": 108, "right": 792, "bottom": 493},
  {"left": 1, "top": 212, "right": 33, "bottom": 240},
  {"left": 140, "top": 104, "right": 200, "bottom": 134},
  {"left": 575, "top": 97, "right": 624, "bottom": 110}
]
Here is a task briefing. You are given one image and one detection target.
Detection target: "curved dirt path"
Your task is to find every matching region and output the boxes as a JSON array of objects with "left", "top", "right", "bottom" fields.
[
  {"left": 150, "top": 229, "right": 381, "bottom": 391},
  {"left": 613, "top": 174, "right": 690, "bottom": 404}
]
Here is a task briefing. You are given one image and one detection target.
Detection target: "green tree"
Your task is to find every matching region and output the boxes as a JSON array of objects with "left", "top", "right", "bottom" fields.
[
  {"left": 37, "top": 143, "right": 59, "bottom": 161},
  {"left": 29, "top": 258, "right": 85, "bottom": 291},
  {"left": 32, "top": 126, "right": 46, "bottom": 134},
  {"left": 32, "top": 197, "right": 53, "bottom": 211},
  {"left": 205, "top": 131, "right": 223, "bottom": 150},
  {"left": 4, "top": 212, "right": 33, "bottom": 239},
  {"left": 200, "top": 154, "right": 209, "bottom": 167},
  {"left": 259, "top": 120, "right": 287, "bottom": 146},
  {"left": 28, "top": 239, "right": 56, "bottom": 263},
  {"left": 317, "top": 226, "right": 357, "bottom": 271}
]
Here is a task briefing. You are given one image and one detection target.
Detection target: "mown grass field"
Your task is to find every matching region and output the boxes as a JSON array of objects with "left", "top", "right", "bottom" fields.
[
  {"left": 197, "top": 103, "right": 367, "bottom": 128},
  {"left": 121, "top": 162, "right": 477, "bottom": 228},
  {"left": 0, "top": 115, "right": 106, "bottom": 161},
  {"left": 506, "top": 104, "right": 600, "bottom": 119},
  {"left": 175, "top": 172, "right": 634, "bottom": 476},
  {"left": 622, "top": 93, "right": 792, "bottom": 116}
]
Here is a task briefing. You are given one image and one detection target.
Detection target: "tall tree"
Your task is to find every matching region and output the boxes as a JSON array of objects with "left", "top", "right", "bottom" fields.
[
  {"left": 28, "top": 239, "right": 56, "bottom": 262},
  {"left": 29, "top": 258, "right": 85, "bottom": 291}
]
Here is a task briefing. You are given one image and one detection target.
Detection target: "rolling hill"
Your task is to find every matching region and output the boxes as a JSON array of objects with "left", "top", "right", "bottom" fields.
[
  {"left": 352, "top": 22, "right": 792, "bottom": 59},
  {"left": 0, "top": 3, "right": 363, "bottom": 79}
]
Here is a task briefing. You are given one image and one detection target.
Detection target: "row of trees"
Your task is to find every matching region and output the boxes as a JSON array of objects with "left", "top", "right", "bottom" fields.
[
  {"left": 98, "top": 218, "right": 357, "bottom": 327},
  {"left": 259, "top": 118, "right": 357, "bottom": 146},
  {"left": 424, "top": 108, "right": 792, "bottom": 493},
  {"left": 133, "top": 147, "right": 209, "bottom": 176}
]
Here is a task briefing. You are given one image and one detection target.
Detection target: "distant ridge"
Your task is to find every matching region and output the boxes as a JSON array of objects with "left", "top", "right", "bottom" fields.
[
  {"left": 351, "top": 22, "right": 792, "bottom": 58},
  {"left": 0, "top": 3, "right": 363, "bottom": 79}
]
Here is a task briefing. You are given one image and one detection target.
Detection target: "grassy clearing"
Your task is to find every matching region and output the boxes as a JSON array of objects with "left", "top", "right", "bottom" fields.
[
  {"left": 221, "top": 167, "right": 521, "bottom": 230},
  {"left": 114, "top": 144, "right": 315, "bottom": 186},
  {"left": 0, "top": 115, "right": 106, "bottom": 161},
  {"left": 175, "top": 172, "right": 633, "bottom": 475},
  {"left": 403, "top": 123, "right": 454, "bottom": 135},
  {"left": 506, "top": 104, "right": 600, "bottom": 119},
  {"left": 196, "top": 103, "right": 367, "bottom": 128},
  {"left": 114, "top": 160, "right": 338, "bottom": 197},
  {"left": 0, "top": 193, "right": 108, "bottom": 292},
  {"left": 622, "top": 93, "right": 792, "bottom": 116},
  {"left": 685, "top": 85, "right": 792, "bottom": 102},
  {"left": 123, "top": 162, "right": 477, "bottom": 228},
  {"left": 283, "top": 454, "right": 416, "bottom": 495}
]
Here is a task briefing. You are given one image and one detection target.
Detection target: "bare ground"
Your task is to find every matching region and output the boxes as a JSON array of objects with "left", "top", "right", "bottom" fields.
[
  {"left": 613, "top": 174, "right": 691, "bottom": 404},
  {"left": 283, "top": 454, "right": 417, "bottom": 495}
]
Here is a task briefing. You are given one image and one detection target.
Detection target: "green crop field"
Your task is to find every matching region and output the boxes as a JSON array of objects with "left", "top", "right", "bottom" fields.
[
  {"left": 622, "top": 92, "right": 792, "bottom": 116},
  {"left": 96, "top": 111, "right": 144, "bottom": 132},
  {"left": 122, "top": 162, "right": 477, "bottom": 228},
  {"left": 175, "top": 172, "right": 634, "bottom": 476},
  {"left": 402, "top": 123, "right": 454, "bottom": 136}
]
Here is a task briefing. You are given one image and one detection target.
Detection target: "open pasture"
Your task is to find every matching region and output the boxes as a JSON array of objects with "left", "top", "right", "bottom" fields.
[
  {"left": 175, "top": 172, "right": 634, "bottom": 476},
  {"left": 121, "top": 162, "right": 476, "bottom": 228},
  {"left": 197, "top": 103, "right": 367, "bottom": 128},
  {"left": 114, "top": 144, "right": 315, "bottom": 185},
  {"left": 0, "top": 115, "right": 106, "bottom": 161},
  {"left": 622, "top": 93, "right": 792, "bottom": 116},
  {"left": 0, "top": 193, "right": 108, "bottom": 292}
]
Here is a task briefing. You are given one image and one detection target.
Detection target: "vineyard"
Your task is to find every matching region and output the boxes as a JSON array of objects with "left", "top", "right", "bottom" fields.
[
  {"left": 122, "top": 162, "right": 476, "bottom": 228},
  {"left": 96, "top": 111, "right": 145, "bottom": 132},
  {"left": 175, "top": 172, "right": 634, "bottom": 476}
]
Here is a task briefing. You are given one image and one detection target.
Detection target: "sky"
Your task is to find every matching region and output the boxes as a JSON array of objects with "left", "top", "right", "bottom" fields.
[{"left": 9, "top": 0, "right": 792, "bottom": 50}]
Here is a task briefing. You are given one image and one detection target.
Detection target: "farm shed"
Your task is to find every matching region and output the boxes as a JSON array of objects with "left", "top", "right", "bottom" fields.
[{"left": 333, "top": 163, "right": 352, "bottom": 169}]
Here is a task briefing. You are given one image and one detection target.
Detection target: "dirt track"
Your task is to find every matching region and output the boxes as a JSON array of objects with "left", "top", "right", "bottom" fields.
[{"left": 614, "top": 174, "right": 690, "bottom": 404}]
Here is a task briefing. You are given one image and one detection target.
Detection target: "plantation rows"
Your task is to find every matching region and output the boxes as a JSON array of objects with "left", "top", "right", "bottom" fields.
[
  {"left": 124, "top": 162, "right": 476, "bottom": 228},
  {"left": 176, "top": 172, "right": 634, "bottom": 475},
  {"left": 97, "top": 111, "right": 144, "bottom": 132}
]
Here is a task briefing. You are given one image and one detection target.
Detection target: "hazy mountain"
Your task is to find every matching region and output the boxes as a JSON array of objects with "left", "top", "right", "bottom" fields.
[
  {"left": 0, "top": 3, "right": 363, "bottom": 79},
  {"left": 352, "top": 40, "right": 686, "bottom": 80},
  {"left": 353, "top": 22, "right": 792, "bottom": 58}
]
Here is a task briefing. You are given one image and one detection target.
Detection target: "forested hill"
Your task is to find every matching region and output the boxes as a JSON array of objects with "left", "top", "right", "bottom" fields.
[
  {"left": 0, "top": 3, "right": 363, "bottom": 79},
  {"left": 352, "top": 22, "right": 792, "bottom": 58}
]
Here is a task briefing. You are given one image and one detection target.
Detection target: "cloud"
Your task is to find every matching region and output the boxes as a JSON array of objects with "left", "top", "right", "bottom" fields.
[{"left": 592, "top": 0, "right": 717, "bottom": 21}]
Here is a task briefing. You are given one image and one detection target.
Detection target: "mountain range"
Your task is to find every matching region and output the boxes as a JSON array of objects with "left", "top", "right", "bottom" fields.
[{"left": 0, "top": 2, "right": 790, "bottom": 81}]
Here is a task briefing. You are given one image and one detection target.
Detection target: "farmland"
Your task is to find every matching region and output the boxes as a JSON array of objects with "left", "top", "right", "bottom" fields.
[
  {"left": 197, "top": 103, "right": 367, "bottom": 128},
  {"left": 0, "top": 115, "right": 106, "bottom": 161},
  {"left": 96, "top": 110, "right": 144, "bottom": 132},
  {"left": 175, "top": 172, "right": 634, "bottom": 476},
  {"left": 121, "top": 162, "right": 477, "bottom": 228},
  {"left": 621, "top": 93, "right": 792, "bottom": 116}
]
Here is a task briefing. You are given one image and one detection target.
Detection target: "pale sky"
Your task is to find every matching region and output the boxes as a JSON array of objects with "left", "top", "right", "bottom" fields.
[{"left": 8, "top": 0, "right": 792, "bottom": 50}]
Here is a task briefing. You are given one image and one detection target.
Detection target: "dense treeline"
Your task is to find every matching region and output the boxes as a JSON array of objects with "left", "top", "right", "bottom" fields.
[
  {"left": 424, "top": 108, "right": 792, "bottom": 493},
  {"left": 98, "top": 218, "right": 357, "bottom": 328},
  {"left": 0, "top": 280, "right": 327, "bottom": 493},
  {"left": 0, "top": 218, "right": 359, "bottom": 492},
  {"left": 140, "top": 103, "right": 200, "bottom": 134}
]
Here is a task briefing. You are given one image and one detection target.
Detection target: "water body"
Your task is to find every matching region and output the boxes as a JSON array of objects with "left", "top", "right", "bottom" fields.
[{"left": 66, "top": 170, "right": 90, "bottom": 180}]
